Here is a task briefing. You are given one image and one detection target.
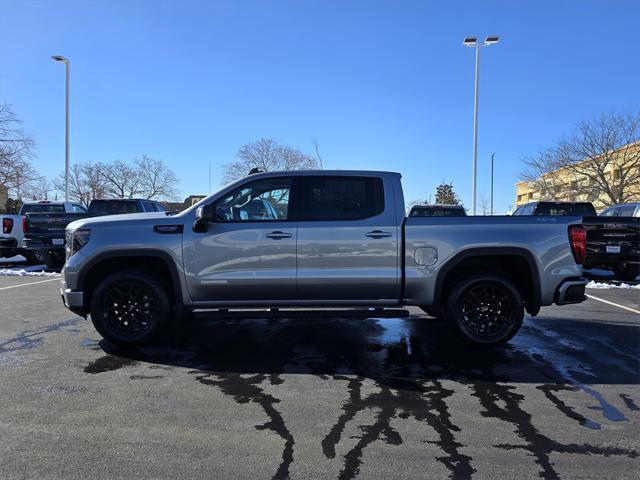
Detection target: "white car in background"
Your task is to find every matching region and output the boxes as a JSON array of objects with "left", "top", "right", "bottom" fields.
[
  {"left": 599, "top": 203, "right": 640, "bottom": 217},
  {"left": 1, "top": 201, "right": 86, "bottom": 264}
]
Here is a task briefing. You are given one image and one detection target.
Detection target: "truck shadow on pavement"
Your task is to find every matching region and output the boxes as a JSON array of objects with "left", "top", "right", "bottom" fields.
[
  {"left": 86, "top": 314, "right": 640, "bottom": 480},
  {"left": 91, "top": 313, "right": 639, "bottom": 386}
]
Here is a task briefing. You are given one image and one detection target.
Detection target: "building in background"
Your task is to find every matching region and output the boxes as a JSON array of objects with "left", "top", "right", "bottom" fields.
[
  {"left": 515, "top": 141, "right": 640, "bottom": 210},
  {"left": 161, "top": 194, "right": 206, "bottom": 212}
]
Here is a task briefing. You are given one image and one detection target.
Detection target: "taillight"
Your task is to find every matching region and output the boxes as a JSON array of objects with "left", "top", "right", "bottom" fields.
[
  {"left": 22, "top": 217, "right": 27, "bottom": 234},
  {"left": 569, "top": 224, "right": 586, "bottom": 264},
  {"left": 2, "top": 218, "right": 13, "bottom": 234}
]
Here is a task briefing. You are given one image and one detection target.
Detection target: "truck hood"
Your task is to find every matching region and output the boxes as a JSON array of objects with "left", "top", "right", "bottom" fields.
[{"left": 67, "top": 212, "right": 179, "bottom": 231}]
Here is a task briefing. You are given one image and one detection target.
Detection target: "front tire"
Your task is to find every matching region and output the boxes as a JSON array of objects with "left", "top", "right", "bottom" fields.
[
  {"left": 446, "top": 273, "right": 524, "bottom": 346},
  {"left": 90, "top": 270, "right": 170, "bottom": 345}
]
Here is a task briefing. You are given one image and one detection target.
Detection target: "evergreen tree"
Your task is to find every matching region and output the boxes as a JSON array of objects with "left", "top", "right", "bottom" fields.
[{"left": 434, "top": 181, "right": 462, "bottom": 205}]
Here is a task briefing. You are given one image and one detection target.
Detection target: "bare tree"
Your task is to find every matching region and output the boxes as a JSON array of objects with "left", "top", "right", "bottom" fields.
[
  {"left": 54, "top": 157, "right": 179, "bottom": 205},
  {"left": 479, "top": 194, "right": 490, "bottom": 215},
  {"left": 23, "top": 177, "right": 51, "bottom": 201},
  {"left": 521, "top": 111, "right": 640, "bottom": 205},
  {"left": 135, "top": 155, "right": 180, "bottom": 200},
  {"left": 222, "top": 138, "right": 318, "bottom": 184},
  {"left": 53, "top": 163, "right": 109, "bottom": 207},
  {"left": 100, "top": 160, "right": 143, "bottom": 199},
  {"left": 0, "top": 103, "right": 41, "bottom": 198}
]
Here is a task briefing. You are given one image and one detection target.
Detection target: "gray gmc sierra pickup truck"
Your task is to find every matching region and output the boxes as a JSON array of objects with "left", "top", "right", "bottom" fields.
[{"left": 60, "top": 170, "right": 588, "bottom": 347}]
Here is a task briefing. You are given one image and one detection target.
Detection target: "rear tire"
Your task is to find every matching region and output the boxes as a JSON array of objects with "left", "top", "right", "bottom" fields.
[
  {"left": 445, "top": 273, "right": 524, "bottom": 347},
  {"left": 22, "top": 251, "right": 41, "bottom": 266},
  {"left": 90, "top": 270, "right": 170, "bottom": 345},
  {"left": 44, "top": 251, "right": 65, "bottom": 269},
  {"left": 613, "top": 265, "right": 639, "bottom": 282}
]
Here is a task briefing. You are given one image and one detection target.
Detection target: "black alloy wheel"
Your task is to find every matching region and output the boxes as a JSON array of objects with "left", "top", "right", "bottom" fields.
[
  {"left": 90, "top": 270, "right": 170, "bottom": 345},
  {"left": 446, "top": 273, "right": 524, "bottom": 346}
]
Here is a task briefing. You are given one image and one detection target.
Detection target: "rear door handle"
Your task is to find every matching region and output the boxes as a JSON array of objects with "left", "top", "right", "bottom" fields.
[
  {"left": 365, "top": 230, "right": 392, "bottom": 239},
  {"left": 266, "top": 231, "right": 292, "bottom": 239}
]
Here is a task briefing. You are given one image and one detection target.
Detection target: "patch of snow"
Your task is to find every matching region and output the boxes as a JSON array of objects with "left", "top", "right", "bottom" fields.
[
  {"left": 586, "top": 281, "right": 640, "bottom": 290},
  {"left": 0, "top": 267, "right": 59, "bottom": 277}
]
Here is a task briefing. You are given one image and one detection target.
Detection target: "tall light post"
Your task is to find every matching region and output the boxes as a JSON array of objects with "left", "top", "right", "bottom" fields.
[
  {"left": 51, "top": 55, "right": 70, "bottom": 201},
  {"left": 490, "top": 152, "right": 495, "bottom": 215},
  {"left": 463, "top": 36, "right": 499, "bottom": 215}
]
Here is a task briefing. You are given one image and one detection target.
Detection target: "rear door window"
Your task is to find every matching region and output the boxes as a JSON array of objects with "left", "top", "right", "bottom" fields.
[
  {"left": 618, "top": 205, "right": 636, "bottom": 217},
  {"left": 141, "top": 200, "right": 155, "bottom": 212},
  {"left": 71, "top": 204, "right": 87, "bottom": 213},
  {"left": 299, "top": 176, "right": 384, "bottom": 221}
]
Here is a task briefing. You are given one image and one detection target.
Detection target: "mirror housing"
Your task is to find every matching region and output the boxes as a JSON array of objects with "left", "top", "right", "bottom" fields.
[{"left": 194, "top": 204, "right": 215, "bottom": 232}]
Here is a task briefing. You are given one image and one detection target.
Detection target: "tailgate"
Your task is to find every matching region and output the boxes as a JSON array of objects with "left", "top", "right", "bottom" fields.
[
  {"left": 25, "top": 213, "right": 87, "bottom": 235},
  {"left": 583, "top": 216, "right": 640, "bottom": 257}
]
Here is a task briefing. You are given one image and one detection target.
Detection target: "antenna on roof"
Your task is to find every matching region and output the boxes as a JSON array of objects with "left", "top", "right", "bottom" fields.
[{"left": 248, "top": 167, "right": 264, "bottom": 175}]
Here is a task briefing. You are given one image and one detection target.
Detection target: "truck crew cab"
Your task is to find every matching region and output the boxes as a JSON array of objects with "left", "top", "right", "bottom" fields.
[{"left": 61, "top": 171, "right": 588, "bottom": 347}]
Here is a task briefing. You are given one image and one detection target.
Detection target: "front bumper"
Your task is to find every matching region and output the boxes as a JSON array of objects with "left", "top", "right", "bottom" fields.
[
  {"left": 60, "top": 276, "right": 86, "bottom": 317},
  {"left": 554, "top": 277, "right": 588, "bottom": 305}
]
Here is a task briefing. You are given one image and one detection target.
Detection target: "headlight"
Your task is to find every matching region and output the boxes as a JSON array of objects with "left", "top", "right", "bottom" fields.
[{"left": 66, "top": 228, "right": 91, "bottom": 258}]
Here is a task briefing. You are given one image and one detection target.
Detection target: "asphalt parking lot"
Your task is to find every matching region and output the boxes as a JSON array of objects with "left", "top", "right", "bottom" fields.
[{"left": 1, "top": 275, "right": 638, "bottom": 479}]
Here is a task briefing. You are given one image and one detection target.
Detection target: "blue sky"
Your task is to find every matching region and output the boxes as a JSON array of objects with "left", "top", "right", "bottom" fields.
[{"left": 1, "top": 0, "right": 638, "bottom": 212}]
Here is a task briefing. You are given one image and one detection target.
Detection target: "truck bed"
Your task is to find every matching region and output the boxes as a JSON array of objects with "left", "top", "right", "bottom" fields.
[{"left": 403, "top": 214, "right": 584, "bottom": 308}]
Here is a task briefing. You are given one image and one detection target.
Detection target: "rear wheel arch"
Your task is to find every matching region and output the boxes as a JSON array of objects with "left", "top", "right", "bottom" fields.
[{"left": 433, "top": 247, "right": 541, "bottom": 316}]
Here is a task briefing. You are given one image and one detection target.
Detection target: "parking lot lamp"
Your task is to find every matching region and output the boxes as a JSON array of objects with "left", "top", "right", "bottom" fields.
[
  {"left": 463, "top": 36, "right": 499, "bottom": 215},
  {"left": 51, "top": 55, "right": 71, "bottom": 202}
]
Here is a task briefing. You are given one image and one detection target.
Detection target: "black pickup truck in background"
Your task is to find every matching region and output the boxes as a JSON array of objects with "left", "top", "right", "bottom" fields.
[
  {"left": 409, "top": 204, "right": 467, "bottom": 217},
  {"left": 513, "top": 201, "right": 640, "bottom": 281},
  {"left": 25, "top": 198, "right": 166, "bottom": 268}
]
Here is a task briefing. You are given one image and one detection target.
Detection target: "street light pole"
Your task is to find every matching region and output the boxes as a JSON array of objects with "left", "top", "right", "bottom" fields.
[
  {"left": 51, "top": 55, "right": 70, "bottom": 202},
  {"left": 490, "top": 152, "right": 495, "bottom": 216},
  {"left": 472, "top": 46, "right": 480, "bottom": 216},
  {"left": 463, "top": 36, "right": 499, "bottom": 215}
]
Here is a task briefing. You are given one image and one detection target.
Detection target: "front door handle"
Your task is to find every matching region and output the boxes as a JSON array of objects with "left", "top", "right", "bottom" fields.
[
  {"left": 266, "top": 231, "right": 292, "bottom": 239},
  {"left": 365, "top": 230, "right": 392, "bottom": 239}
]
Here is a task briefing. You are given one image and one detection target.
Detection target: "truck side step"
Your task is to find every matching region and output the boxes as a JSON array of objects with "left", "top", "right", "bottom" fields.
[{"left": 192, "top": 308, "right": 410, "bottom": 320}]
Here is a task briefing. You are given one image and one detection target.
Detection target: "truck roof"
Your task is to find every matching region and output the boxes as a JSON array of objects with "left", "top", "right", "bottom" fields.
[{"left": 244, "top": 169, "right": 401, "bottom": 178}]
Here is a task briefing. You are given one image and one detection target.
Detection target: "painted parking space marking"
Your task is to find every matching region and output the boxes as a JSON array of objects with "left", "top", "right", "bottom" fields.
[
  {"left": 0, "top": 278, "right": 59, "bottom": 291},
  {"left": 586, "top": 294, "right": 640, "bottom": 315}
]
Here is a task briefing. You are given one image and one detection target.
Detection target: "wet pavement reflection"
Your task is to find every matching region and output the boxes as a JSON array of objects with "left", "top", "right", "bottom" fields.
[{"left": 84, "top": 312, "right": 639, "bottom": 479}]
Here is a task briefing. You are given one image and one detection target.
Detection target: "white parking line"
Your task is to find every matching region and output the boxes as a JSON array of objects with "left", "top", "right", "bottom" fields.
[
  {"left": 0, "top": 278, "right": 60, "bottom": 291},
  {"left": 586, "top": 294, "right": 640, "bottom": 315}
]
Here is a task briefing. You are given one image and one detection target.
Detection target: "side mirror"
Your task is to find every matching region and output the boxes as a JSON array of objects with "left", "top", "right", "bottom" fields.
[{"left": 194, "top": 204, "right": 216, "bottom": 232}]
